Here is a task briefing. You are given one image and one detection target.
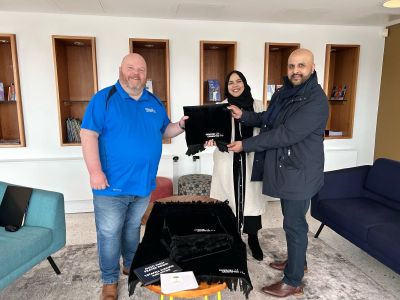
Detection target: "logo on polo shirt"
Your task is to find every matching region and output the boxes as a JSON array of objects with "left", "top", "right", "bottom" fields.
[{"left": 145, "top": 107, "right": 156, "bottom": 113}]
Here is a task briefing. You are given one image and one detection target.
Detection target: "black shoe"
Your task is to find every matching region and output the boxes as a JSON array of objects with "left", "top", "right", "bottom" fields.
[{"left": 248, "top": 233, "right": 263, "bottom": 261}]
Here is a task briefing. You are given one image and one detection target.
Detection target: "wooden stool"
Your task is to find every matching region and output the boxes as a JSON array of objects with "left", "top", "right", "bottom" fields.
[{"left": 146, "top": 280, "right": 226, "bottom": 299}]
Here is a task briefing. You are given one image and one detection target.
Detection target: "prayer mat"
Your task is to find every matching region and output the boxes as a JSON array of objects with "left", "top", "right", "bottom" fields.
[
  {"left": 128, "top": 201, "right": 253, "bottom": 298},
  {"left": 161, "top": 211, "right": 234, "bottom": 263},
  {"left": 183, "top": 104, "right": 232, "bottom": 155}
]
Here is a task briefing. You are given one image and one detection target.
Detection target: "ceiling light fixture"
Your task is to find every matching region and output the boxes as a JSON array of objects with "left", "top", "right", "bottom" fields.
[{"left": 383, "top": 0, "right": 400, "bottom": 8}]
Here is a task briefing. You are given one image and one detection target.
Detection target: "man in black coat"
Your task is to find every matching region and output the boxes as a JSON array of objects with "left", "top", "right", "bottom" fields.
[{"left": 228, "top": 48, "right": 329, "bottom": 297}]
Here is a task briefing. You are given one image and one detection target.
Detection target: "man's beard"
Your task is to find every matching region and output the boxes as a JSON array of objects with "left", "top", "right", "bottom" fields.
[
  {"left": 127, "top": 82, "right": 142, "bottom": 93},
  {"left": 290, "top": 73, "right": 311, "bottom": 86},
  {"left": 122, "top": 76, "right": 144, "bottom": 93}
]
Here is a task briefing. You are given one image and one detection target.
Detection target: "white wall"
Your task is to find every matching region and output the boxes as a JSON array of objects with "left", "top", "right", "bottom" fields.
[{"left": 0, "top": 12, "right": 385, "bottom": 212}]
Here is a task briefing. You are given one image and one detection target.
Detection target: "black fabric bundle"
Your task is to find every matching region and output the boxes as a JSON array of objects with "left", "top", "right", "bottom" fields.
[
  {"left": 162, "top": 214, "right": 234, "bottom": 262},
  {"left": 128, "top": 201, "right": 253, "bottom": 298},
  {"left": 183, "top": 104, "right": 232, "bottom": 156}
]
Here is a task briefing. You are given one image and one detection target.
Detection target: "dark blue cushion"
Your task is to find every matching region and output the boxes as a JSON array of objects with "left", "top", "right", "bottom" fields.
[
  {"left": 364, "top": 158, "right": 400, "bottom": 209},
  {"left": 362, "top": 189, "right": 400, "bottom": 211},
  {"left": 319, "top": 197, "right": 400, "bottom": 241},
  {"left": 368, "top": 223, "right": 400, "bottom": 265}
]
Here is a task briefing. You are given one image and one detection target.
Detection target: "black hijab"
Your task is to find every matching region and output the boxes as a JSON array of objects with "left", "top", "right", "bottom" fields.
[
  {"left": 224, "top": 70, "right": 254, "bottom": 140},
  {"left": 224, "top": 70, "right": 254, "bottom": 111}
]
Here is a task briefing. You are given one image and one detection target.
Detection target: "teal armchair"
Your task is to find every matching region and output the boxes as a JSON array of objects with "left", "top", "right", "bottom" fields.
[{"left": 0, "top": 181, "right": 66, "bottom": 290}]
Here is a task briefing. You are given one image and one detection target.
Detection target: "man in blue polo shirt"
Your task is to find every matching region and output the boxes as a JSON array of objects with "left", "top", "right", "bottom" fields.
[{"left": 80, "top": 53, "right": 186, "bottom": 300}]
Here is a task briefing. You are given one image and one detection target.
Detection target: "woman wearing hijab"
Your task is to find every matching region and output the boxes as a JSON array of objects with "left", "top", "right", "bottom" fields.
[{"left": 208, "top": 70, "right": 268, "bottom": 261}]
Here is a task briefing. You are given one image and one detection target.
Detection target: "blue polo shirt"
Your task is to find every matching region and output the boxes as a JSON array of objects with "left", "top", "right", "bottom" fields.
[{"left": 81, "top": 81, "right": 170, "bottom": 197}]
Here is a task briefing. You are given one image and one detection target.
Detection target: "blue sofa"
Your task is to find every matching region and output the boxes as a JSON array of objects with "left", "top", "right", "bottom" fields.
[
  {"left": 0, "top": 181, "right": 66, "bottom": 290},
  {"left": 311, "top": 158, "right": 400, "bottom": 274}
]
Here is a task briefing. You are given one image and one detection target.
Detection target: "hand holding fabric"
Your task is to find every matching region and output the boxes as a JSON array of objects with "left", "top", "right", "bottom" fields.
[
  {"left": 228, "top": 105, "right": 242, "bottom": 119},
  {"left": 178, "top": 115, "right": 189, "bottom": 130},
  {"left": 227, "top": 141, "right": 243, "bottom": 153},
  {"left": 204, "top": 139, "right": 216, "bottom": 147}
]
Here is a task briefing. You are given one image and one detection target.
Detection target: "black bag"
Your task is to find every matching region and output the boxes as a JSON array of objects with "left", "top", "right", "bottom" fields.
[
  {"left": 162, "top": 213, "right": 234, "bottom": 263},
  {"left": 0, "top": 185, "right": 32, "bottom": 228}
]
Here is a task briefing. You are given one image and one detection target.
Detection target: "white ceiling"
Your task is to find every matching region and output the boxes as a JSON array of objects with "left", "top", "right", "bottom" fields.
[{"left": 1, "top": 0, "right": 400, "bottom": 26}]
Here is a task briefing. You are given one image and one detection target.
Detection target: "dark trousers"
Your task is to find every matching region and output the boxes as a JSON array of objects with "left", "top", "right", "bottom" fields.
[{"left": 280, "top": 198, "right": 310, "bottom": 287}]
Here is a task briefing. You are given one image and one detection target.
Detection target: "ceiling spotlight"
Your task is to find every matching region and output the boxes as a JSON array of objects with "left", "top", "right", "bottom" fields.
[
  {"left": 383, "top": 0, "right": 400, "bottom": 8},
  {"left": 0, "top": 39, "right": 9, "bottom": 44},
  {"left": 144, "top": 44, "right": 155, "bottom": 48}
]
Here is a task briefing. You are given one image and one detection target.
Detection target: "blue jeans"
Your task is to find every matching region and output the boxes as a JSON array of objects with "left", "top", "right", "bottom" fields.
[{"left": 93, "top": 194, "right": 150, "bottom": 284}]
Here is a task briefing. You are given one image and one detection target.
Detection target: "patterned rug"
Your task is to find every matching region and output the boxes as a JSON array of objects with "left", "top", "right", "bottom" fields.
[{"left": 0, "top": 228, "right": 398, "bottom": 300}]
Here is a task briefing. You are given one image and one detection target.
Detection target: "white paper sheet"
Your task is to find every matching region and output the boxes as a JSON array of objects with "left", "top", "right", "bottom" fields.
[{"left": 160, "top": 271, "right": 199, "bottom": 294}]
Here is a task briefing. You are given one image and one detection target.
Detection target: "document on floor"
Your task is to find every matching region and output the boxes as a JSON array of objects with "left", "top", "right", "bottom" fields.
[
  {"left": 160, "top": 271, "right": 199, "bottom": 294},
  {"left": 133, "top": 258, "right": 182, "bottom": 286}
]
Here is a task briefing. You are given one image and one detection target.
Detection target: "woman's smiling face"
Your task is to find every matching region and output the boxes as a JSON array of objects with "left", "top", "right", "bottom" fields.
[{"left": 227, "top": 72, "right": 244, "bottom": 97}]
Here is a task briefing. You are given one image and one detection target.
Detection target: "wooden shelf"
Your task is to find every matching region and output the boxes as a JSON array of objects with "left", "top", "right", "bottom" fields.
[
  {"left": 52, "top": 35, "right": 98, "bottom": 146},
  {"left": 323, "top": 44, "right": 359, "bottom": 139},
  {"left": 130, "top": 38, "right": 171, "bottom": 144},
  {"left": 200, "top": 41, "right": 236, "bottom": 105},
  {"left": 0, "top": 34, "right": 26, "bottom": 147},
  {"left": 263, "top": 43, "right": 300, "bottom": 107}
]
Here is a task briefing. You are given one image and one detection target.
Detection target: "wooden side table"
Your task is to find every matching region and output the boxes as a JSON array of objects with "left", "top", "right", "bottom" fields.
[{"left": 146, "top": 195, "right": 227, "bottom": 299}]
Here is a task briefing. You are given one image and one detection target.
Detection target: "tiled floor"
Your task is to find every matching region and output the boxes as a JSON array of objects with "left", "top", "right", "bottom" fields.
[{"left": 66, "top": 200, "right": 400, "bottom": 296}]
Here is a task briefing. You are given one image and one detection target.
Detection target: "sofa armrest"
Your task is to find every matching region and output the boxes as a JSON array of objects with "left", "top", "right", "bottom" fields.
[{"left": 24, "top": 189, "right": 66, "bottom": 250}]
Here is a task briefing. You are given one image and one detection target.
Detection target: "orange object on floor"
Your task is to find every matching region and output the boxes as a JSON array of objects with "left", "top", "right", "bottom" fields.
[
  {"left": 141, "top": 176, "right": 173, "bottom": 225},
  {"left": 146, "top": 281, "right": 226, "bottom": 299},
  {"left": 150, "top": 177, "right": 173, "bottom": 202}
]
